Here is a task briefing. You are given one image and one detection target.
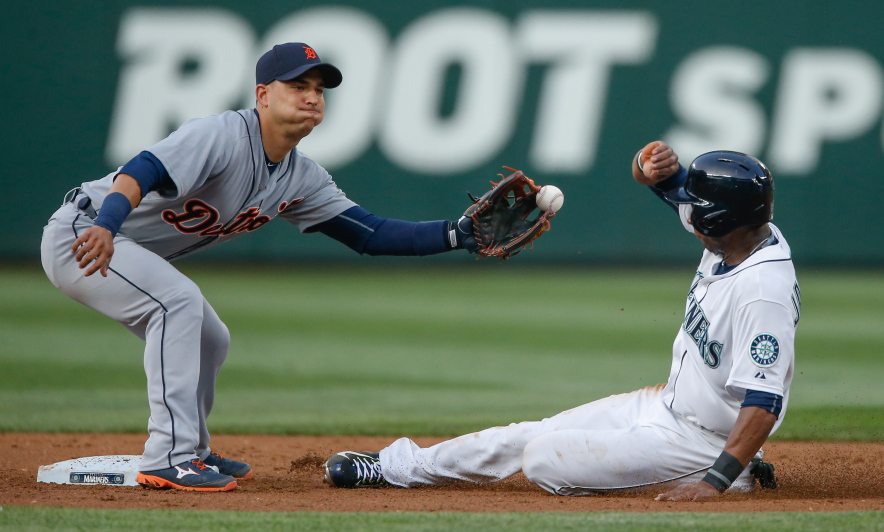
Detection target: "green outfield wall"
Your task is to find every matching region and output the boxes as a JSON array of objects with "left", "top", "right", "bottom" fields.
[{"left": 4, "top": 0, "right": 883, "bottom": 263}]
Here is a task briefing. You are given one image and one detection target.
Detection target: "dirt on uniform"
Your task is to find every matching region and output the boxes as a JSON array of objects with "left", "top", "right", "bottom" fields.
[{"left": 2, "top": 433, "right": 882, "bottom": 513}]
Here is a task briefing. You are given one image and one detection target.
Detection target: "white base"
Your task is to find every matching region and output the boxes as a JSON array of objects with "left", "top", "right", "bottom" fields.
[{"left": 37, "top": 455, "right": 142, "bottom": 486}]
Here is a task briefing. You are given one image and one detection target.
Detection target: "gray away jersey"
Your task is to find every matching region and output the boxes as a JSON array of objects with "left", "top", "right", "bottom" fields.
[{"left": 82, "top": 110, "right": 356, "bottom": 260}]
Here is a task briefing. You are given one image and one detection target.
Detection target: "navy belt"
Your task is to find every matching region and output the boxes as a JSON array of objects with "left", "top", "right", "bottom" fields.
[{"left": 63, "top": 188, "right": 98, "bottom": 218}]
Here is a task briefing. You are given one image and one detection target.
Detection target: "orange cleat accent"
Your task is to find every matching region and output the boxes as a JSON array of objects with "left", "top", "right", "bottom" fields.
[
  {"left": 136, "top": 472, "right": 237, "bottom": 491},
  {"left": 136, "top": 458, "right": 237, "bottom": 491}
]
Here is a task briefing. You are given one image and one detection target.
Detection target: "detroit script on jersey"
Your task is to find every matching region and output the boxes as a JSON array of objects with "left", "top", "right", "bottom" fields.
[{"left": 160, "top": 197, "right": 306, "bottom": 237}]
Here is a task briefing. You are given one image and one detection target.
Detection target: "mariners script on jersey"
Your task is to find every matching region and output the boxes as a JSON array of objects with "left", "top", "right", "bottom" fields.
[{"left": 666, "top": 214, "right": 799, "bottom": 436}]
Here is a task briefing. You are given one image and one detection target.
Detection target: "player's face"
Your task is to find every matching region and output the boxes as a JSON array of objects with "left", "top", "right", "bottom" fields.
[
  {"left": 687, "top": 207, "right": 724, "bottom": 255},
  {"left": 266, "top": 69, "right": 326, "bottom": 137},
  {"left": 694, "top": 230, "right": 725, "bottom": 256}
]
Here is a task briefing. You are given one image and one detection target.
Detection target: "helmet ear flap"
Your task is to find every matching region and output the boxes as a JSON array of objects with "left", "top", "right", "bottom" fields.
[{"left": 692, "top": 208, "right": 730, "bottom": 237}]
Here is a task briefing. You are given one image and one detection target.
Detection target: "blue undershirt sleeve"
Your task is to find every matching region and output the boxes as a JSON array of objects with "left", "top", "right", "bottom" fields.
[
  {"left": 741, "top": 389, "right": 783, "bottom": 418},
  {"left": 118, "top": 151, "right": 176, "bottom": 199},
  {"left": 647, "top": 164, "right": 688, "bottom": 213},
  {"left": 312, "top": 206, "right": 453, "bottom": 256}
]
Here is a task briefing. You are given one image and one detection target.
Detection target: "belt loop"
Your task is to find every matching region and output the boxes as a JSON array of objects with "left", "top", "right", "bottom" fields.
[
  {"left": 63, "top": 187, "right": 82, "bottom": 206},
  {"left": 63, "top": 187, "right": 97, "bottom": 218}
]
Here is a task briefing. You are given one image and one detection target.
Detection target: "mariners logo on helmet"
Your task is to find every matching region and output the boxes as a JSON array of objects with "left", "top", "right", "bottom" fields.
[{"left": 750, "top": 334, "right": 780, "bottom": 367}]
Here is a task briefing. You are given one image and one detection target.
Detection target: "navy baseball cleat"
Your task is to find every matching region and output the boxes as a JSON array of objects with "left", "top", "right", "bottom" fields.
[
  {"left": 136, "top": 458, "right": 237, "bottom": 491},
  {"left": 203, "top": 451, "right": 252, "bottom": 480},
  {"left": 324, "top": 451, "right": 389, "bottom": 488}
]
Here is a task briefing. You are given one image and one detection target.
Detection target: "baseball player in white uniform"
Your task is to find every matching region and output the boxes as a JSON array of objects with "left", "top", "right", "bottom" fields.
[
  {"left": 324, "top": 141, "right": 799, "bottom": 501},
  {"left": 41, "top": 43, "right": 478, "bottom": 492}
]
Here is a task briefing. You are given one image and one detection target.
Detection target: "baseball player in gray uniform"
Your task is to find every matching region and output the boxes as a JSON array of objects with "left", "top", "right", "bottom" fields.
[
  {"left": 41, "top": 43, "right": 477, "bottom": 491},
  {"left": 325, "top": 141, "right": 799, "bottom": 501}
]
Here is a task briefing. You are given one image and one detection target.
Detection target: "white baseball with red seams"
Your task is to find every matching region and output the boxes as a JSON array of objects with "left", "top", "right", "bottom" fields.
[{"left": 535, "top": 185, "right": 564, "bottom": 213}]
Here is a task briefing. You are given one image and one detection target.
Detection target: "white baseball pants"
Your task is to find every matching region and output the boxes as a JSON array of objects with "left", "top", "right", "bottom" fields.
[{"left": 380, "top": 385, "right": 757, "bottom": 495}]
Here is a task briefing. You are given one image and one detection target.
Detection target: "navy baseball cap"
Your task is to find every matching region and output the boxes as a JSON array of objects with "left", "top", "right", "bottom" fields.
[{"left": 256, "top": 42, "right": 342, "bottom": 88}]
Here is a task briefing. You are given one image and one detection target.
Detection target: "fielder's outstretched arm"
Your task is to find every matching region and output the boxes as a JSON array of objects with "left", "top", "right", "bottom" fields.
[{"left": 311, "top": 205, "right": 474, "bottom": 256}]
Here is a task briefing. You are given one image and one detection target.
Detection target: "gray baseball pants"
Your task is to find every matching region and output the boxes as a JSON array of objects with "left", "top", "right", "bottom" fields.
[{"left": 41, "top": 201, "right": 229, "bottom": 471}]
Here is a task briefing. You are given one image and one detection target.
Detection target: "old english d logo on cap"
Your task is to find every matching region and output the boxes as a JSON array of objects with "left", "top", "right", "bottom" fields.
[{"left": 255, "top": 42, "right": 342, "bottom": 88}]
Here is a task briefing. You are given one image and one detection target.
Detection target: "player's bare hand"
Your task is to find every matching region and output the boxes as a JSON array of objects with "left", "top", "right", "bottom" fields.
[
  {"left": 71, "top": 226, "right": 115, "bottom": 277},
  {"left": 633, "top": 141, "right": 680, "bottom": 186},
  {"left": 654, "top": 481, "right": 720, "bottom": 502}
]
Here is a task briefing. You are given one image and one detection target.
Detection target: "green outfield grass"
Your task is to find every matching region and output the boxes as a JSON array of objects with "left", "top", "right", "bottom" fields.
[
  {"left": 0, "top": 265, "right": 882, "bottom": 439},
  {"left": 2, "top": 506, "right": 884, "bottom": 531}
]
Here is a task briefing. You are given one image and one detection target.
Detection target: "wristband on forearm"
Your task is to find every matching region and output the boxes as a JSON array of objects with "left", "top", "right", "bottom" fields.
[
  {"left": 635, "top": 150, "right": 645, "bottom": 173},
  {"left": 92, "top": 192, "right": 133, "bottom": 238},
  {"left": 449, "top": 217, "right": 478, "bottom": 253},
  {"left": 446, "top": 221, "right": 459, "bottom": 249},
  {"left": 702, "top": 451, "right": 744, "bottom": 493}
]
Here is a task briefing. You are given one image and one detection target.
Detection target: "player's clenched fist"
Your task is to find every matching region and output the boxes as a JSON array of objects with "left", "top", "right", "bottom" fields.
[
  {"left": 71, "top": 226, "right": 114, "bottom": 277},
  {"left": 632, "top": 140, "right": 679, "bottom": 186}
]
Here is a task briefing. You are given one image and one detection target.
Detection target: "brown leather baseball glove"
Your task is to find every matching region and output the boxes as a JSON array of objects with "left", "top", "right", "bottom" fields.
[{"left": 457, "top": 167, "right": 555, "bottom": 260}]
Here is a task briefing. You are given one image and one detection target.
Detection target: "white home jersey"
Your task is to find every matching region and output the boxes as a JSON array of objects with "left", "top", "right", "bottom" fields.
[{"left": 661, "top": 221, "right": 799, "bottom": 436}]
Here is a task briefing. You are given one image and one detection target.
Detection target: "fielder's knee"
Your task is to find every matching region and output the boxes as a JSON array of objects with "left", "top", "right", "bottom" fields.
[
  {"left": 162, "top": 281, "right": 205, "bottom": 321},
  {"left": 199, "top": 300, "right": 230, "bottom": 358},
  {"left": 203, "top": 318, "right": 230, "bottom": 361},
  {"left": 215, "top": 321, "right": 231, "bottom": 353}
]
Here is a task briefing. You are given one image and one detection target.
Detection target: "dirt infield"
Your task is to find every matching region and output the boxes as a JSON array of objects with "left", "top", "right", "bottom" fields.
[{"left": 2, "top": 433, "right": 883, "bottom": 513}]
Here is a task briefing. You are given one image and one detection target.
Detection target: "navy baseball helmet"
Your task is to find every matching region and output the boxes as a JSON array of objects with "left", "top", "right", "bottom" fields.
[{"left": 664, "top": 151, "right": 774, "bottom": 237}]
